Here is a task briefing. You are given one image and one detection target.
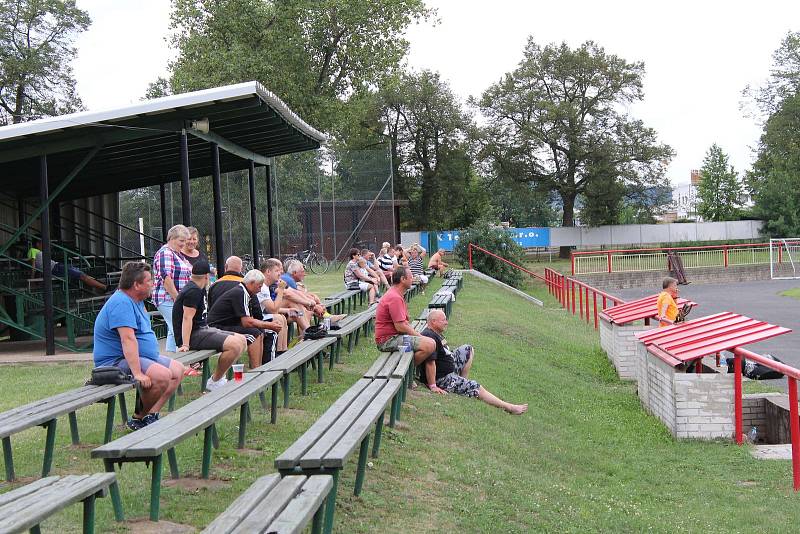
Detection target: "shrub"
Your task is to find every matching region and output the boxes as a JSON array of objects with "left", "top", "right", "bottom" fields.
[{"left": 454, "top": 221, "right": 525, "bottom": 287}]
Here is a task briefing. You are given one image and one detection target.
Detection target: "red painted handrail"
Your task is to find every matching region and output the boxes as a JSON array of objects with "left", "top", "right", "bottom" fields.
[
  {"left": 543, "top": 266, "right": 625, "bottom": 329},
  {"left": 467, "top": 243, "right": 546, "bottom": 282},
  {"left": 571, "top": 242, "right": 770, "bottom": 257}
]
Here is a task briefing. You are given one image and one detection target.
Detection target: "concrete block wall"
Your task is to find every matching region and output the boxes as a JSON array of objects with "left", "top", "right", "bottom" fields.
[
  {"left": 611, "top": 322, "right": 651, "bottom": 380},
  {"left": 639, "top": 352, "right": 677, "bottom": 432},
  {"left": 599, "top": 317, "right": 613, "bottom": 359},
  {"left": 673, "top": 372, "right": 734, "bottom": 439},
  {"left": 636, "top": 342, "right": 650, "bottom": 407},
  {"left": 577, "top": 264, "right": 772, "bottom": 291},
  {"left": 742, "top": 394, "right": 780, "bottom": 435}
]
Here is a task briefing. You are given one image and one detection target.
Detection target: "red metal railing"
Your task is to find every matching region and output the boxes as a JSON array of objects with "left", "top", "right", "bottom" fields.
[
  {"left": 544, "top": 267, "right": 625, "bottom": 329},
  {"left": 467, "top": 243, "right": 546, "bottom": 282}
]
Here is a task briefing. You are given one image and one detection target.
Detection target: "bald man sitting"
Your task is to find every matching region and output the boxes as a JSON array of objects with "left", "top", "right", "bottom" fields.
[{"left": 420, "top": 309, "right": 528, "bottom": 415}]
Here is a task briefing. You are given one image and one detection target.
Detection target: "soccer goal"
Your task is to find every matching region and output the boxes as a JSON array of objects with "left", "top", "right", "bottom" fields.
[{"left": 770, "top": 238, "right": 800, "bottom": 279}]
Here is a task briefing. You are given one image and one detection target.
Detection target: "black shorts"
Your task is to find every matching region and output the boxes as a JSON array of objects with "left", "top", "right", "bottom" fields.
[
  {"left": 189, "top": 327, "right": 233, "bottom": 352},
  {"left": 212, "top": 324, "right": 262, "bottom": 345}
]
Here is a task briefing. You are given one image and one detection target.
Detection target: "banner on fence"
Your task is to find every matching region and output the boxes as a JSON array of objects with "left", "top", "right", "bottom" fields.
[{"left": 436, "top": 227, "right": 551, "bottom": 251}]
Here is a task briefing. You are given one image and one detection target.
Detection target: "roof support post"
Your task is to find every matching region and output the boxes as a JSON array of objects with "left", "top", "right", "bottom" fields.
[
  {"left": 265, "top": 161, "right": 275, "bottom": 258},
  {"left": 210, "top": 143, "right": 225, "bottom": 271},
  {"left": 248, "top": 161, "right": 259, "bottom": 265},
  {"left": 39, "top": 155, "right": 55, "bottom": 355},
  {"left": 159, "top": 183, "right": 168, "bottom": 242},
  {"left": 179, "top": 130, "right": 192, "bottom": 226}
]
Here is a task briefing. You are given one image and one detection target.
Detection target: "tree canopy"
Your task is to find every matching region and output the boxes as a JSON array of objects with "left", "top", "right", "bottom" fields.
[
  {"left": 0, "top": 0, "right": 90, "bottom": 124},
  {"left": 696, "top": 144, "right": 742, "bottom": 222}
]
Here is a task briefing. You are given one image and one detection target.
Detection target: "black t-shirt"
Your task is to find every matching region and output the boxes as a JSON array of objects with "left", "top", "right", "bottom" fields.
[
  {"left": 183, "top": 250, "right": 208, "bottom": 268},
  {"left": 208, "top": 282, "right": 251, "bottom": 329},
  {"left": 172, "top": 281, "right": 207, "bottom": 346},
  {"left": 419, "top": 327, "right": 456, "bottom": 381}
]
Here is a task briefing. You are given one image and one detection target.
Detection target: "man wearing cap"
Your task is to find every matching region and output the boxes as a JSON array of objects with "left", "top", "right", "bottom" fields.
[{"left": 173, "top": 260, "right": 248, "bottom": 392}]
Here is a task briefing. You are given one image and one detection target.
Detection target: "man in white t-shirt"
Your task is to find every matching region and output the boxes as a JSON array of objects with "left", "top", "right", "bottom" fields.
[{"left": 256, "top": 258, "right": 289, "bottom": 355}]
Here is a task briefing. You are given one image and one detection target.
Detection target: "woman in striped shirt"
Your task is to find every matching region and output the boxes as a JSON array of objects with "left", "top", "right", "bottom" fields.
[
  {"left": 152, "top": 225, "right": 193, "bottom": 352},
  {"left": 408, "top": 246, "right": 428, "bottom": 291}
]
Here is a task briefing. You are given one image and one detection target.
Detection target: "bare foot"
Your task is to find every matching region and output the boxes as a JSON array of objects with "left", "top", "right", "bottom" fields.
[
  {"left": 505, "top": 404, "right": 528, "bottom": 415},
  {"left": 330, "top": 314, "right": 347, "bottom": 322}
]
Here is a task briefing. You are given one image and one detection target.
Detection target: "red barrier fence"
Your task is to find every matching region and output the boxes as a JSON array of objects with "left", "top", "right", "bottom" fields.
[
  {"left": 544, "top": 267, "right": 625, "bottom": 329},
  {"left": 467, "top": 243, "right": 546, "bottom": 282}
]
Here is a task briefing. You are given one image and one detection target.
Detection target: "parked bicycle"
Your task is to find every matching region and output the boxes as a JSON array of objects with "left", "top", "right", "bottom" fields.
[{"left": 283, "top": 244, "right": 329, "bottom": 274}]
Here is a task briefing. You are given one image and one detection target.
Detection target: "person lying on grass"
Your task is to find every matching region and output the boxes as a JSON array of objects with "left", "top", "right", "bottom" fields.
[{"left": 419, "top": 309, "right": 528, "bottom": 415}]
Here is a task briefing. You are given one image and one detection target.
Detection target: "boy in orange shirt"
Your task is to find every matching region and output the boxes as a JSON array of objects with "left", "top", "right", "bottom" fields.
[{"left": 657, "top": 277, "right": 679, "bottom": 327}]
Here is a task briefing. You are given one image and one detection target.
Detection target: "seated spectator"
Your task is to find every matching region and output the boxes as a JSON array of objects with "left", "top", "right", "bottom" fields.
[
  {"left": 173, "top": 260, "right": 248, "bottom": 391},
  {"left": 281, "top": 260, "right": 322, "bottom": 339},
  {"left": 208, "top": 256, "right": 245, "bottom": 308},
  {"left": 28, "top": 239, "right": 107, "bottom": 293},
  {"left": 362, "top": 248, "right": 389, "bottom": 290},
  {"left": 407, "top": 246, "right": 428, "bottom": 291},
  {"left": 93, "top": 262, "right": 185, "bottom": 431},
  {"left": 377, "top": 246, "right": 395, "bottom": 276},
  {"left": 208, "top": 269, "right": 279, "bottom": 368},
  {"left": 344, "top": 248, "right": 377, "bottom": 305},
  {"left": 374, "top": 265, "right": 435, "bottom": 366},
  {"left": 420, "top": 310, "right": 528, "bottom": 415},
  {"left": 394, "top": 244, "right": 409, "bottom": 267},
  {"left": 257, "top": 258, "right": 290, "bottom": 355},
  {"left": 427, "top": 248, "right": 449, "bottom": 275}
]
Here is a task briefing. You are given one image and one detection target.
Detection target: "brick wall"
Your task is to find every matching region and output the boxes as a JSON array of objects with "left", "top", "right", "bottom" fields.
[
  {"left": 743, "top": 393, "right": 783, "bottom": 443},
  {"left": 577, "top": 264, "right": 772, "bottom": 291},
  {"left": 599, "top": 317, "right": 613, "bottom": 358},
  {"left": 611, "top": 322, "right": 651, "bottom": 380}
]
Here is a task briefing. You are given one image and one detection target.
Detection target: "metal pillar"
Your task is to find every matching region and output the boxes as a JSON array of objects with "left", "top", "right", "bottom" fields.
[
  {"left": 40, "top": 156, "right": 55, "bottom": 355},
  {"left": 265, "top": 163, "right": 275, "bottom": 257},
  {"left": 179, "top": 130, "right": 192, "bottom": 226},
  {"left": 159, "top": 183, "right": 168, "bottom": 242},
  {"left": 248, "top": 161, "right": 259, "bottom": 265},
  {"left": 210, "top": 143, "right": 225, "bottom": 271}
]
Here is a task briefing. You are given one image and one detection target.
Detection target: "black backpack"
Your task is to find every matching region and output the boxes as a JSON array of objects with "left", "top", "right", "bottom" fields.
[{"left": 304, "top": 324, "right": 328, "bottom": 340}]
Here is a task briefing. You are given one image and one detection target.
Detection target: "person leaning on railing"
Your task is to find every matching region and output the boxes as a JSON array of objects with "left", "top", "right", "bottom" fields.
[{"left": 656, "top": 277, "right": 679, "bottom": 327}]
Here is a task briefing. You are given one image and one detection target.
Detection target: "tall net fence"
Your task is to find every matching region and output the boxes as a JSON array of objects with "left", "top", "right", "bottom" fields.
[{"left": 118, "top": 146, "right": 396, "bottom": 270}]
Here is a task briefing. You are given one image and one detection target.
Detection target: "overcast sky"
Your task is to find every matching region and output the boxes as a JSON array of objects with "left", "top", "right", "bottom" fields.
[{"left": 72, "top": 0, "right": 800, "bottom": 186}]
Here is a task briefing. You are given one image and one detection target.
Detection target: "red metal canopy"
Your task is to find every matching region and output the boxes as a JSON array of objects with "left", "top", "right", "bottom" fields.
[
  {"left": 635, "top": 311, "right": 791, "bottom": 367},
  {"left": 600, "top": 294, "right": 696, "bottom": 325}
]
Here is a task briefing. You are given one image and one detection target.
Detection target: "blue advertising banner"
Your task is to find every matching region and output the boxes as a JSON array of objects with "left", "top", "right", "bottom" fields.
[{"left": 435, "top": 227, "right": 550, "bottom": 251}]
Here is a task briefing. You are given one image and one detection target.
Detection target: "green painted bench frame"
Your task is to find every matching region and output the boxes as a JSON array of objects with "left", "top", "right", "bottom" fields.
[
  {"left": 248, "top": 338, "right": 336, "bottom": 410},
  {"left": 92, "top": 370, "right": 282, "bottom": 521},
  {"left": 324, "top": 304, "right": 377, "bottom": 363},
  {"left": 428, "top": 287, "right": 455, "bottom": 318},
  {"left": 201, "top": 473, "right": 332, "bottom": 534},
  {"left": 0, "top": 473, "right": 120, "bottom": 533},
  {"left": 322, "top": 296, "right": 344, "bottom": 315},
  {"left": 275, "top": 377, "right": 403, "bottom": 534},
  {"left": 364, "top": 351, "right": 415, "bottom": 422},
  {"left": 0, "top": 383, "right": 133, "bottom": 482},
  {"left": 326, "top": 289, "right": 362, "bottom": 314}
]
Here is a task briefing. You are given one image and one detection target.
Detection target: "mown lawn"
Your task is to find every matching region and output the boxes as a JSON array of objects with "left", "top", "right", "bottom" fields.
[{"left": 2, "top": 271, "right": 800, "bottom": 532}]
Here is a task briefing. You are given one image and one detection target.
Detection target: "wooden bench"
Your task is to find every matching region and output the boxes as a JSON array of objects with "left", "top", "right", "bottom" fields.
[
  {"left": 364, "top": 351, "right": 415, "bottom": 422},
  {"left": 0, "top": 473, "right": 121, "bottom": 533},
  {"left": 442, "top": 277, "right": 461, "bottom": 294},
  {"left": 444, "top": 271, "right": 463, "bottom": 289},
  {"left": 428, "top": 289, "right": 454, "bottom": 318},
  {"left": 1, "top": 384, "right": 133, "bottom": 481},
  {"left": 326, "top": 289, "right": 362, "bottom": 314},
  {"left": 410, "top": 319, "right": 427, "bottom": 333},
  {"left": 168, "top": 349, "right": 220, "bottom": 410},
  {"left": 275, "top": 377, "right": 403, "bottom": 534},
  {"left": 248, "top": 338, "right": 336, "bottom": 410},
  {"left": 322, "top": 296, "right": 344, "bottom": 315},
  {"left": 417, "top": 307, "right": 431, "bottom": 321},
  {"left": 325, "top": 303, "right": 377, "bottom": 362},
  {"left": 92, "top": 370, "right": 283, "bottom": 521},
  {"left": 201, "top": 473, "right": 332, "bottom": 534}
]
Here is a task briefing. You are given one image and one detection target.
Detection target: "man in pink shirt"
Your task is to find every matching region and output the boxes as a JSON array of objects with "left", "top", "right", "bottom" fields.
[{"left": 375, "top": 265, "right": 439, "bottom": 389}]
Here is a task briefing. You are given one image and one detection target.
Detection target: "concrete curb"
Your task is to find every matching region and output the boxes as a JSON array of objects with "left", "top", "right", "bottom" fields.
[{"left": 460, "top": 269, "right": 544, "bottom": 307}]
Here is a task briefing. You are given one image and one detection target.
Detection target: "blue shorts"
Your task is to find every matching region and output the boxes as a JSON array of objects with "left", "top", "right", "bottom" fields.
[
  {"left": 52, "top": 263, "right": 83, "bottom": 280},
  {"left": 113, "top": 354, "right": 174, "bottom": 374}
]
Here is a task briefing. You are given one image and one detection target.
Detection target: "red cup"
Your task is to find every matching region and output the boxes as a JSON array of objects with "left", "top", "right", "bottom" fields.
[{"left": 232, "top": 364, "right": 244, "bottom": 382}]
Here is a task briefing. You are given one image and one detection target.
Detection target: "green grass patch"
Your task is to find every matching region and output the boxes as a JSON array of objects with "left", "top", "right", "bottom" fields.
[
  {"left": 780, "top": 287, "right": 800, "bottom": 300},
  {"left": 2, "top": 273, "right": 800, "bottom": 532}
]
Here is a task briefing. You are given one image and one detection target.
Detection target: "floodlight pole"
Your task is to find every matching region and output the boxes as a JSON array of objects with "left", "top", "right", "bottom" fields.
[{"left": 179, "top": 130, "right": 192, "bottom": 226}]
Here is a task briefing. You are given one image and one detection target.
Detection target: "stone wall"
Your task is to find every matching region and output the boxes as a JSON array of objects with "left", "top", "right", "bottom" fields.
[{"left": 577, "top": 264, "right": 772, "bottom": 291}]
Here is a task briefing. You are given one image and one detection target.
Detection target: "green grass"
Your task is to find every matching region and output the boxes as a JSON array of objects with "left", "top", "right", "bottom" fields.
[
  {"left": 780, "top": 287, "right": 800, "bottom": 300},
  {"left": 3, "top": 272, "right": 800, "bottom": 532}
]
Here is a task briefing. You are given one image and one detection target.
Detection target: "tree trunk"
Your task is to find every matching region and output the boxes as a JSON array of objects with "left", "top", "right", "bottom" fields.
[{"left": 559, "top": 193, "right": 576, "bottom": 259}]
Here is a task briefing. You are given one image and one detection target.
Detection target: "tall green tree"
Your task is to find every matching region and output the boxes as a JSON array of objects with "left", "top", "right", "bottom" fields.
[
  {"left": 0, "top": 0, "right": 90, "bottom": 124},
  {"left": 743, "top": 31, "right": 800, "bottom": 117},
  {"left": 475, "top": 38, "right": 673, "bottom": 256},
  {"left": 697, "top": 144, "right": 742, "bottom": 221}
]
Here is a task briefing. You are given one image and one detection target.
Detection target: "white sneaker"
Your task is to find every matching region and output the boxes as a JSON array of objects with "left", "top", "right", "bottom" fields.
[{"left": 205, "top": 376, "right": 228, "bottom": 392}]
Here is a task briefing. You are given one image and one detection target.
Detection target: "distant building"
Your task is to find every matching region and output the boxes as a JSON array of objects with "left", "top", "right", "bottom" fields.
[{"left": 660, "top": 169, "right": 753, "bottom": 222}]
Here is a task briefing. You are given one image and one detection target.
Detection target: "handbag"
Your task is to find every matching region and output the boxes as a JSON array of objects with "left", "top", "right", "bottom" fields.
[
  {"left": 90, "top": 366, "right": 134, "bottom": 386},
  {"left": 303, "top": 324, "right": 328, "bottom": 340}
]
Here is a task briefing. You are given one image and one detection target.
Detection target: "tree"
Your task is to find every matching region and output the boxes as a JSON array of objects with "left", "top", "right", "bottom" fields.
[
  {"left": 475, "top": 38, "right": 673, "bottom": 257},
  {"left": 743, "top": 31, "right": 800, "bottom": 118},
  {"left": 696, "top": 144, "right": 742, "bottom": 221},
  {"left": 453, "top": 219, "right": 525, "bottom": 287},
  {"left": 0, "top": 0, "right": 90, "bottom": 124},
  {"left": 746, "top": 92, "right": 800, "bottom": 237}
]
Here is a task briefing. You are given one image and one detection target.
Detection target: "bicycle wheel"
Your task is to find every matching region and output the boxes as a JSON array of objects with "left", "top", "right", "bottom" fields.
[{"left": 307, "top": 253, "right": 329, "bottom": 275}]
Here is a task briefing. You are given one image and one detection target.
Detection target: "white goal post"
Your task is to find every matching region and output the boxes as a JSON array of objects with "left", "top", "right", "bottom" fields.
[{"left": 770, "top": 238, "right": 800, "bottom": 279}]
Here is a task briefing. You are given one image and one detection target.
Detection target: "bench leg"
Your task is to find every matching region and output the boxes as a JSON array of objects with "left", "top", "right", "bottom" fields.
[
  {"left": 176, "top": 382, "right": 183, "bottom": 396},
  {"left": 68, "top": 411, "right": 80, "bottom": 445},
  {"left": 259, "top": 390, "right": 268, "bottom": 411},
  {"left": 372, "top": 413, "right": 384, "bottom": 458},
  {"left": 103, "top": 460, "right": 124, "bottom": 521},
  {"left": 311, "top": 500, "right": 325, "bottom": 534},
  {"left": 30, "top": 525, "right": 42, "bottom": 534},
  {"left": 336, "top": 339, "right": 342, "bottom": 363},
  {"left": 323, "top": 469, "right": 339, "bottom": 534},
  {"left": 211, "top": 424, "right": 220, "bottom": 450},
  {"left": 167, "top": 392, "right": 176, "bottom": 412},
  {"left": 300, "top": 363, "right": 308, "bottom": 395},
  {"left": 317, "top": 351, "right": 324, "bottom": 383},
  {"left": 283, "top": 375, "right": 291, "bottom": 408},
  {"left": 167, "top": 448, "right": 180, "bottom": 479},
  {"left": 329, "top": 343, "right": 336, "bottom": 371},
  {"left": 347, "top": 333, "right": 354, "bottom": 354},
  {"left": 354, "top": 433, "right": 371, "bottom": 496},
  {"left": 82, "top": 494, "right": 95, "bottom": 534},
  {"left": 271, "top": 383, "right": 279, "bottom": 424},
  {"left": 41, "top": 419, "right": 57, "bottom": 477},
  {"left": 245, "top": 402, "right": 252, "bottom": 423},
  {"left": 237, "top": 403, "right": 248, "bottom": 449},
  {"left": 394, "top": 391, "right": 403, "bottom": 422},
  {"left": 118, "top": 393, "right": 128, "bottom": 425},
  {"left": 354, "top": 326, "right": 361, "bottom": 346},
  {"left": 201, "top": 427, "right": 215, "bottom": 479},
  {"left": 150, "top": 454, "right": 164, "bottom": 521},
  {"left": 389, "top": 394, "right": 400, "bottom": 428},
  {"left": 201, "top": 359, "right": 210, "bottom": 392},
  {"left": 103, "top": 395, "right": 116, "bottom": 444},
  {"left": 2, "top": 436, "right": 15, "bottom": 481}
]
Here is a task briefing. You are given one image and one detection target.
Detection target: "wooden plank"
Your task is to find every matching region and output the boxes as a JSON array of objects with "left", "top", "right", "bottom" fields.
[
  {"left": 363, "top": 354, "right": 390, "bottom": 379},
  {"left": 173, "top": 349, "right": 219, "bottom": 366},
  {"left": 201, "top": 474, "right": 282, "bottom": 534},
  {"left": 266, "top": 475, "right": 333, "bottom": 534},
  {"left": 299, "top": 380, "right": 385, "bottom": 469},
  {"left": 0, "top": 473, "right": 115, "bottom": 533},
  {"left": 274, "top": 379, "right": 373, "bottom": 470},
  {"left": 376, "top": 352, "right": 402, "bottom": 379},
  {"left": 392, "top": 351, "right": 414, "bottom": 379},
  {"left": 250, "top": 338, "right": 335, "bottom": 374},
  {"left": 322, "top": 379, "right": 403, "bottom": 468},
  {"left": 0, "top": 476, "right": 59, "bottom": 507},
  {"left": 228, "top": 476, "right": 305, "bottom": 534}
]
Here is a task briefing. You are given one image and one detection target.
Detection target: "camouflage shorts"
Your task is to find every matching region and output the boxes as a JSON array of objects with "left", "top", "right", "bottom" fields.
[{"left": 436, "top": 345, "right": 480, "bottom": 398}]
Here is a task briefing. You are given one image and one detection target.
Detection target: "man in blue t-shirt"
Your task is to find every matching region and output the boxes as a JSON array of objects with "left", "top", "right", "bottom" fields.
[{"left": 93, "top": 262, "right": 185, "bottom": 431}]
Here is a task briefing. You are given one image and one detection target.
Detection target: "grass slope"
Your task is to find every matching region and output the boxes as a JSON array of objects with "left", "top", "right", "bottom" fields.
[{"left": 1, "top": 273, "right": 799, "bottom": 532}]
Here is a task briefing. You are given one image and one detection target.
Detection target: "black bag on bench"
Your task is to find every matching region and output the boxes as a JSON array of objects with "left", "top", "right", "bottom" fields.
[
  {"left": 303, "top": 324, "right": 328, "bottom": 340},
  {"left": 89, "top": 366, "right": 133, "bottom": 386}
]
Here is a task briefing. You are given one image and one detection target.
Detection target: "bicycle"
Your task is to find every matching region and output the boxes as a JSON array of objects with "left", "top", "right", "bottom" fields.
[{"left": 283, "top": 244, "right": 329, "bottom": 275}]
